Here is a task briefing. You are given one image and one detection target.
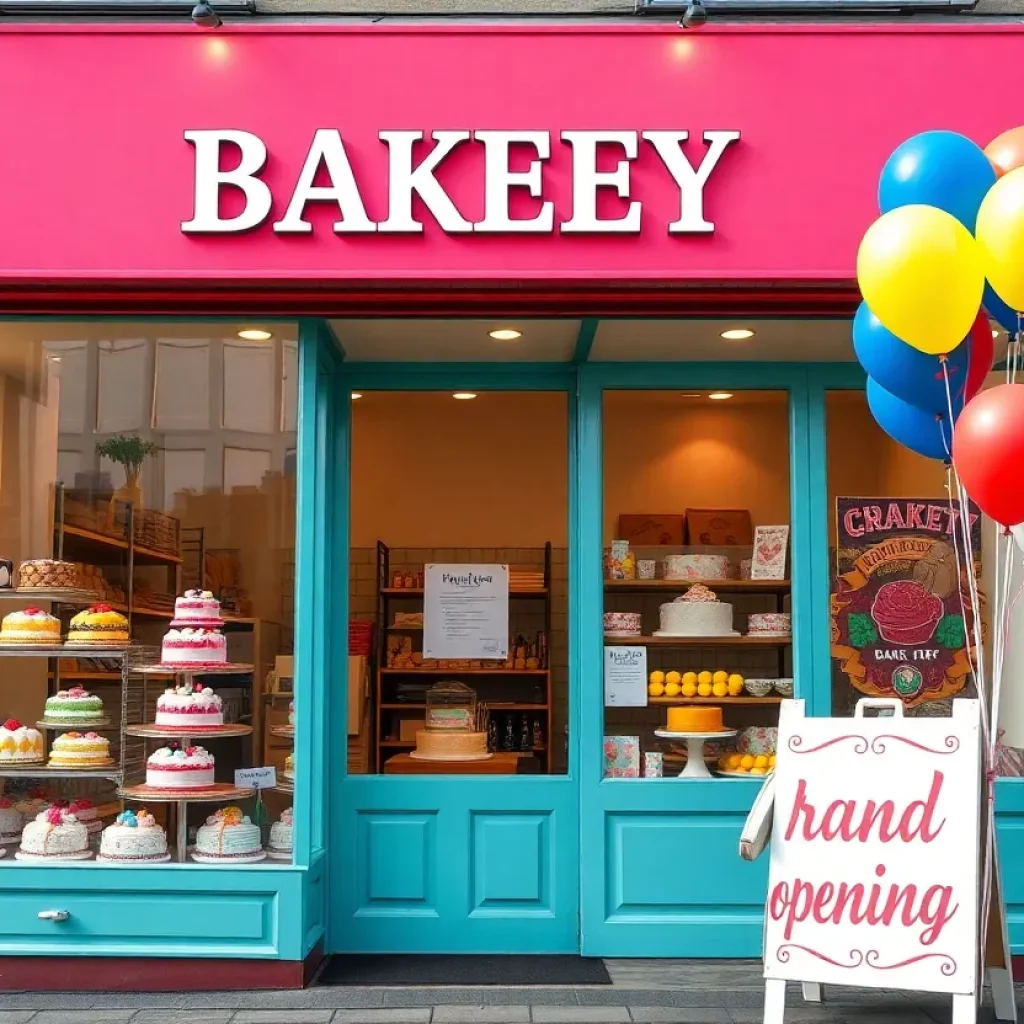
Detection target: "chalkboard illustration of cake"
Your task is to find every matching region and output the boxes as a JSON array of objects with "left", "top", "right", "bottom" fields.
[{"left": 871, "top": 580, "right": 944, "bottom": 645}]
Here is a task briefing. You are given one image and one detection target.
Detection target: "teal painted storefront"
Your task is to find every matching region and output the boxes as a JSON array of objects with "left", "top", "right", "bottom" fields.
[{"left": 2, "top": 319, "right": 1023, "bottom": 967}]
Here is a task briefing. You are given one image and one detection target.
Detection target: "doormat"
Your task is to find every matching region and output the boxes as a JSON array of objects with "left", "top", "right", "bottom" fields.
[{"left": 318, "top": 954, "right": 613, "bottom": 986}]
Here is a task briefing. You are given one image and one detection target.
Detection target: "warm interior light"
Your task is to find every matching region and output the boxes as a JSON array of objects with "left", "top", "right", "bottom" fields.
[
  {"left": 720, "top": 329, "right": 755, "bottom": 341},
  {"left": 453, "top": 392, "right": 478, "bottom": 400},
  {"left": 237, "top": 328, "right": 273, "bottom": 341},
  {"left": 680, "top": 393, "right": 702, "bottom": 398},
  {"left": 489, "top": 329, "right": 522, "bottom": 341},
  {"left": 708, "top": 392, "right": 733, "bottom": 401},
  {"left": 351, "top": 392, "right": 362, "bottom": 400},
  {"left": 993, "top": 330, "right": 1000, "bottom": 339}
]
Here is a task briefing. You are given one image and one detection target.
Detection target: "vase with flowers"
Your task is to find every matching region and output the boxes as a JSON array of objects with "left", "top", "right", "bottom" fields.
[{"left": 96, "top": 434, "right": 158, "bottom": 530}]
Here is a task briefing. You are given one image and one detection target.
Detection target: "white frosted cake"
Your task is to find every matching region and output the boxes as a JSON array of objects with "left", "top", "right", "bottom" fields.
[
  {"left": 64, "top": 799, "right": 103, "bottom": 835},
  {"left": 0, "top": 719, "right": 44, "bottom": 763},
  {"left": 663, "top": 554, "right": 732, "bottom": 581},
  {"left": 171, "top": 590, "right": 222, "bottom": 628},
  {"left": 145, "top": 744, "right": 215, "bottom": 789},
  {"left": 0, "top": 797, "right": 22, "bottom": 843},
  {"left": 98, "top": 809, "right": 170, "bottom": 863},
  {"left": 16, "top": 806, "right": 92, "bottom": 862},
  {"left": 268, "top": 807, "right": 293, "bottom": 860},
  {"left": 160, "top": 628, "right": 227, "bottom": 666},
  {"left": 657, "top": 584, "right": 736, "bottom": 636},
  {"left": 155, "top": 682, "right": 224, "bottom": 728},
  {"left": 192, "top": 806, "right": 265, "bottom": 864}
]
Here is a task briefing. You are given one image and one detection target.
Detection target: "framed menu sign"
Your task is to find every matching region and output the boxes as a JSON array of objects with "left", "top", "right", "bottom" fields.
[
  {"left": 831, "top": 498, "right": 981, "bottom": 709},
  {"left": 423, "top": 563, "right": 509, "bottom": 660}
]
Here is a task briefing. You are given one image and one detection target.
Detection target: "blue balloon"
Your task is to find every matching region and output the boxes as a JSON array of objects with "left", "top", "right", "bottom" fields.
[
  {"left": 984, "top": 282, "right": 1020, "bottom": 334},
  {"left": 866, "top": 377, "right": 956, "bottom": 461},
  {"left": 879, "top": 130, "right": 996, "bottom": 232},
  {"left": 852, "top": 302, "right": 971, "bottom": 414}
]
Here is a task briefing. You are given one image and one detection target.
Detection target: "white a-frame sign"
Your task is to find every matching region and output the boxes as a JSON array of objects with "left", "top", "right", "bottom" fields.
[{"left": 744, "top": 698, "right": 1016, "bottom": 1024}]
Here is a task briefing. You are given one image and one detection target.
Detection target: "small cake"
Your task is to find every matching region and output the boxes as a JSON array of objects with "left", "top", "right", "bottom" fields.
[
  {"left": 17, "top": 559, "right": 82, "bottom": 591},
  {"left": 288, "top": 701, "right": 296, "bottom": 727},
  {"left": 0, "top": 608, "right": 61, "bottom": 646},
  {"left": 657, "top": 584, "right": 736, "bottom": 637},
  {"left": 171, "top": 589, "right": 223, "bottom": 629},
  {"left": 43, "top": 799, "right": 103, "bottom": 835},
  {"left": 0, "top": 720, "right": 44, "bottom": 763},
  {"left": 0, "top": 797, "right": 23, "bottom": 843},
  {"left": 42, "top": 686, "right": 105, "bottom": 725},
  {"left": 666, "top": 705, "right": 726, "bottom": 733},
  {"left": 48, "top": 731, "right": 113, "bottom": 768},
  {"left": 145, "top": 744, "right": 215, "bottom": 790},
  {"left": 268, "top": 807, "right": 293, "bottom": 860},
  {"left": 98, "top": 809, "right": 170, "bottom": 863},
  {"left": 155, "top": 682, "right": 224, "bottom": 728},
  {"left": 160, "top": 627, "right": 227, "bottom": 666},
  {"left": 604, "top": 611, "right": 642, "bottom": 637},
  {"left": 747, "top": 612, "right": 792, "bottom": 636},
  {"left": 283, "top": 752, "right": 295, "bottom": 781},
  {"left": 663, "top": 554, "right": 732, "bottom": 581},
  {"left": 66, "top": 603, "right": 129, "bottom": 646},
  {"left": 192, "top": 806, "right": 265, "bottom": 864},
  {"left": 16, "top": 805, "right": 92, "bottom": 862}
]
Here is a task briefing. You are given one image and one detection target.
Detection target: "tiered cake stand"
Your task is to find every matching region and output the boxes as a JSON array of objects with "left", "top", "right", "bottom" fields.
[
  {"left": 654, "top": 728, "right": 737, "bottom": 779},
  {"left": 120, "top": 663, "right": 255, "bottom": 862}
]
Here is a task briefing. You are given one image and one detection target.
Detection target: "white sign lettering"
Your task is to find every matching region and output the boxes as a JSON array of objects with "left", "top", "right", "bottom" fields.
[
  {"left": 181, "top": 128, "right": 740, "bottom": 236},
  {"left": 235, "top": 766, "right": 278, "bottom": 790}
]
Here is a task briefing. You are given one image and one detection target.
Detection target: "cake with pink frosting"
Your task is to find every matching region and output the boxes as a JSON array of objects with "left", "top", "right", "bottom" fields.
[
  {"left": 171, "top": 590, "right": 222, "bottom": 629},
  {"left": 155, "top": 682, "right": 224, "bottom": 728},
  {"left": 145, "top": 744, "right": 215, "bottom": 789},
  {"left": 268, "top": 807, "right": 293, "bottom": 860},
  {"left": 16, "top": 805, "right": 92, "bottom": 862},
  {"left": 160, "top": 628, "right": 227, "bottom": 666},
  {"left": 656, "top": 584, "right": 737, "bottom": 637},
  {"left": 44, "top": 798, "right": 103, "bottom": 835}
]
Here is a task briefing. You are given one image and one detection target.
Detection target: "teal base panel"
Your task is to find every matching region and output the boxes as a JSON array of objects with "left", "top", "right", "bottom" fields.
[{"left": 996, "top": 781, "right": 1024, "bottom": 955}]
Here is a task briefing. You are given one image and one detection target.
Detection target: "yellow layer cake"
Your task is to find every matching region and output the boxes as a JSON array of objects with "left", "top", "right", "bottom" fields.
[
  {"left": 666, "top": 706, "right": 725, "bottom": 733},
  {"left": 0, "top": 608, "right": 60, "bottom": 645},
  {"left": 67, "top": 604, "right": 129, "bottom": 645},
  {"left": 413, "top": 730, "right": 489, "bottom": 760}
]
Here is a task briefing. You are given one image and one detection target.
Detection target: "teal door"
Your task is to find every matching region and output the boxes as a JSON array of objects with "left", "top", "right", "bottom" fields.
[{"left": 327, "top": 363, "right": 580, "bottom": 954}]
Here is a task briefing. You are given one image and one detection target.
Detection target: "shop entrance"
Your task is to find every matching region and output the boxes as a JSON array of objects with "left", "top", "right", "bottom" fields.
[{"left": 326, "top": 325, "right": 579, "bottom": 954}]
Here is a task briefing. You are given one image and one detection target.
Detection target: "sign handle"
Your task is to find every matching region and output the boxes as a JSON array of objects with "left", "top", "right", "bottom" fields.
[{"left": 853, "top": 697, "right": 904, "bottom": 718}]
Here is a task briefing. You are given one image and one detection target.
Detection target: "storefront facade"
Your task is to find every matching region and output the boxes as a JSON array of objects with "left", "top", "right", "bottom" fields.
[{"left": 0, "top": 21, "right": 1023, "bottom": 982}]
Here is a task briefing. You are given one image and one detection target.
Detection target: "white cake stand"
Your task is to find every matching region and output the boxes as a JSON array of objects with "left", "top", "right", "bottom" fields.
[{"left": 654, "top": 729, "right": 737, "bottom": 779}]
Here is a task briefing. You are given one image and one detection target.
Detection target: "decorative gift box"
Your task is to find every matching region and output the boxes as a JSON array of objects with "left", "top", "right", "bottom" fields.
[{"left": 603, "top": 735, "right": 640, "bottom": 778}]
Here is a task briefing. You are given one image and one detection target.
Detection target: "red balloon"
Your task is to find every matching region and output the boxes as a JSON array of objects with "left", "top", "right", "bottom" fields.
[
  {"left": 965, "top": 311, "right": 995, "bottom": 401},
  {"left": 985, "top": 126, "right": 1024, "bottom": 177},
  {"left": 953, "top": 383, "right": 1024, "bottom": 525}
]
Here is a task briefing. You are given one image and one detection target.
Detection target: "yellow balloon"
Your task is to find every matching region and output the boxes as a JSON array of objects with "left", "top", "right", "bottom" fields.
[
  {"left": 856, "top": 204, "right": 983, "bottom": 356},
  {"left": 977, "top": 167, "right": 1024, "bottom": 313}
]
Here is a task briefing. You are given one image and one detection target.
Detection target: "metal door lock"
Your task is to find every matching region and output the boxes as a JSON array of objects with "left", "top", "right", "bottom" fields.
[{"left": 37, "top": 910, "right": 70, "bottom": 922}]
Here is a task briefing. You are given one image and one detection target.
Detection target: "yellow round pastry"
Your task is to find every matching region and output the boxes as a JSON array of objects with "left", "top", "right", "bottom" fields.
[
  {"left": 728, "top": 673, "right": 744, "bottom": 688},
  {"left": 697, "top": 671, "right": 712, "bottom": 686},
  {"left": 682, "top": 671, "right": 697, "bottom": 687},
  {"left": 648, "top": 681, "right": 665, "bottom": 697},
  {"left": 768, "top": 754, "right": 776, "bottom": 768},
  {"left": 750, "top": 767, "right": 767, "bottom": 775},
  {"left": 664, "top": 681, "right": 681, "bottom": 697},
  {"left": 697, "top": 682, "right": 712, "bottom": 697},
  {"left": 740, "top": 754, "right": 755, "bottom": 770},
  {"left": 727, "top": 753, "right": 743, "bottom": 769},
  {"left": 712, "top": 670, "right": 728, "bottom": 686},
  {"left": 650, "top": 671, "right": 665, "bottom": 686},
  {"left": 681, "top": 681, "right": 698, "bottom": 697},
  {"left": 665, "top": 671, "right": 681, "bottom": 686},
  {"left": 712, "top": 682, "right": 728, "bottom": 697},
  {"left": 754, "top": 755, "right": 768, "bottom": 769}
]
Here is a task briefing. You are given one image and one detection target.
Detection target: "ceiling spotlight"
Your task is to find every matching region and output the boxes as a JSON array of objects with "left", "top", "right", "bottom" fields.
[
  {"left": 351, "top": 393, "right": 362, "bottom": 400},
  {"left": 992, "top": 330, "right": 1000, "bottom": 339},
  {"left": 453, "top": 392, "right": 478, "bottom": 400},
  {"left": 192, "top": 1, "right": 222, "bottom": 27},
  {"left": 489, "top": 329, "right": 522, "bottom": 341},
  {"left": 678, "top": 2, "right": 707, "bottom": 29},
  {"left": 708, "top": 392, "right": 733, "bottom": 401},
  {"left": 680, "top": 393, "right": 701, "bottom": 398},
  {"left": 237, "top": 328, "right": 272, "bottom": 341},
  {"left": 720, "top": 329, "right": 755, "bottom": 341}
]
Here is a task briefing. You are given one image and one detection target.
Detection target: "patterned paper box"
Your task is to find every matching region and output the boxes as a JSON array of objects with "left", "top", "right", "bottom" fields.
[{"left": 603, "top": 735, "right": 640, "bottom": 778}]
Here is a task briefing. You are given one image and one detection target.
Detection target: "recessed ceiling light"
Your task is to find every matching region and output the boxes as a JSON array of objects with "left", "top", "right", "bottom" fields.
[
  {"left": 351, "top": 392, "right": 362, "bottom": 400},
  {"left": 720, "top": 329, "right": 755, "bottom": 341},
  {"left": 680, "top": 393, "right": 702, "bottom": 398},
  {"left": 992, "top": 330, "right": 1000, "bottom": 339},
  {"left": 453, "top": 392, "right": 478, "bottom": 400},
  {"left": 237, "top": 328, "right": 273, "bottom": 341},
  {"left": 708, "top": 392, "right": 733, "bottom": 401},
  {"left": 489, "top": 329, "right": 522, "bottom": 341}
]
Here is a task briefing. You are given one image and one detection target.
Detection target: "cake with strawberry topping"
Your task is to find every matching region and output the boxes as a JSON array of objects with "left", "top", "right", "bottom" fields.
[
  {"left": 0, "top": 608, "right": 60, "bottom": 646},
  {"left": 48, "top": 731, "right": 113, "bottom": 768},
  {"left": 171, "top": 590, "right": 222, "bottom": 628},
  {"left": 267, "top": 807, "right": 293, "bottom": 860},
  {"left": 44, "top": 799, "right": 103, "bottom": 835},
  {"left": 155, "top": 682, "right": 224, "bottom": 728},
  {"left": 145, "top": 744, "right": 215, "bottom": 789},
  {"left": 16, "top": 805, "right": 92, "bottom": 862},
  {"left": 192, "top": 806, "right": 265, "bottom": 864},
  {"left": 66, "top": 603, "right": 129, "bottom": 646},
  {"left": 0, "top": 797, "right": 23, "bottom": 844},
  {"left": 0, "top": 720, "right": 44, "bottom": 763},
  {"left": 160, "top": 628, "right": 227, "bottom": 666},
  {"left": 42, "top": 686, "right": 105, "bottom": 725},
  {"left": 98, "top": 809, "right": 169, "bottom": 863}
]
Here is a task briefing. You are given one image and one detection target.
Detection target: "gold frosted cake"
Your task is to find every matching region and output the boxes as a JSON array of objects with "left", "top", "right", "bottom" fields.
[
  {"left": 66, "top": 604, "right": 129, "bottom": 646},
  {"left": 666, "top": 706, "right": 725, "bottom": 733},
  {"left": 411, "top": 681, "right": 492, "bottom": 761}
]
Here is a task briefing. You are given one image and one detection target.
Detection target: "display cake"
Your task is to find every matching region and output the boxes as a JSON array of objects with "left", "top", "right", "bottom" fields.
[
  {"left": 98, "top": 809, "right": 170, "bottom": 863},
  {"left": 283, "top": 753, "right": 295, "bottom": 781},
  {"left": 16, "top": 805, "right": 92, "bottom": 862},
  {"left": 604, "top": 612, "right": 642, "bottom": 638},
  {"left": 66, "top": 603, "right": 130, "bottom": 646},
  {"left": 48, "top": 731, "right": 113, "bottom": 768},
  {"left": 288, "top": 701, "right": 296, "bottom": 727},
  {"left": 0, "top": 797, "right": 22, "bottom": 844},
  {"left": 0, "top": 720, "right": 44, "bottom": 763},
  {"left": 0, "top": 608, "right": 61, "bottom": 646},
  {"left": 268, "top": 807, "right": 293, "bottom": 860},
  {"left": 192, "top": 806, "right": 265, "bottom": 864},
  {"left": 657, "top": 584, "right": 736, "bottom": 637},
  {"left": 747, "top": 612, "right": 791, "bottom": 637},
  {"left": 17, "top": 559, "right": 82, "bottom": 591},
  {"left": 663, "top": 554, "right": 732, "bottom": 581},
  {"left": 155, "top": 682, "right": 224, "bottom": 728},
  {"left": 665, "top": 705, "right": 727, "bottom": 733},
  {"left": 43, "top": 798, "right": 103, "bottom": 835},
  {"left": 160, "top": 628, "right": 227, "bottom": 666},
  {"left": 411, "top": 682, "right": 491, "bottom": 761},
  {"left": 171, "top": 589, "right": 222, "bottom": 628},
  {"left": 145, "top": 744, "right": 215, "bottom": 789},
  {"left": 42, "top": 686, "right": 105, "bottom": 725}
]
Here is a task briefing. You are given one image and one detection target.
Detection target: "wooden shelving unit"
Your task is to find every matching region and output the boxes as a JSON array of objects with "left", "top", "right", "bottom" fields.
[{"left": 374, "top": 540, "right": 554, "bottom": 773}]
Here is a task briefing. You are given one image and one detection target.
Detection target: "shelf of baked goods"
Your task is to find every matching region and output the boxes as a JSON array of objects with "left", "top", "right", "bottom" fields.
[
  {"left": 605, "top": 579, "right": 789, "bottom": 594},
  {"left": 381, "top": 702, "right": 546, "bottom": 711},
  {"left": 60, "top": 524, "right": 183, "bottom": 567},
  {"left": 0, "top": 587, "right": 103, "bottom": 605}
]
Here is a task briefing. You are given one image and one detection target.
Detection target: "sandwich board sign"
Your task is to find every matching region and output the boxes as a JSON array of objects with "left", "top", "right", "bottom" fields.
[{"left": 761, "top": 697, "right": 993, "bottom": 1024}]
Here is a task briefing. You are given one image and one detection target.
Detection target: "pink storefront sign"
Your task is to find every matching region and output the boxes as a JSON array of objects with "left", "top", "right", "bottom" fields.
[{"left": 1, "top": 24, "right": 1022, "bottom": 283}]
